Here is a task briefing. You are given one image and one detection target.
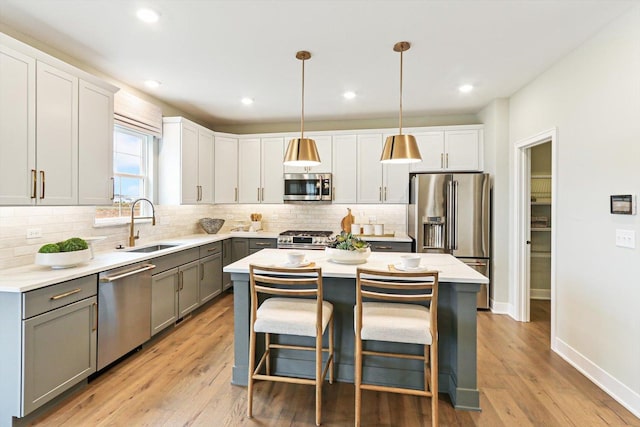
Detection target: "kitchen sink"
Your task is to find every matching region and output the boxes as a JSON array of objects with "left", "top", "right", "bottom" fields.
[{"left": 127, "top": 244, "right": 179, "bottom": 253}]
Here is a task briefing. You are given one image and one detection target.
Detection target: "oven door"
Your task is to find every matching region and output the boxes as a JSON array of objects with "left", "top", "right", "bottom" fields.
[{"left": 283, "top": 174, "right": 323, "bottom": 201}]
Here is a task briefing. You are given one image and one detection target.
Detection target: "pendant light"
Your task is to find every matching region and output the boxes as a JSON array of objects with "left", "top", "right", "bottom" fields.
[
  {"left": 380, "top": 41, "right": 422, "bottom": 164},
  {"left": 284, "top": 50, "right": 321, "bottom": 166}
]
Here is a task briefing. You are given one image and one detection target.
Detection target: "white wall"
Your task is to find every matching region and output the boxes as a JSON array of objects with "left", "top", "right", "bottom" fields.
[
  {"left": 509, "top": 6, "right": 640, "bottom": 414},
  {"left": 478, "top": 99, "right": 510, "bottom": 310}
]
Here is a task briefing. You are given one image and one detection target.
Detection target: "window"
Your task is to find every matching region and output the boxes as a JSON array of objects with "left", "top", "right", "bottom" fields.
[{"left": 95, "top": 125, "right": 154, "bottom": 223}]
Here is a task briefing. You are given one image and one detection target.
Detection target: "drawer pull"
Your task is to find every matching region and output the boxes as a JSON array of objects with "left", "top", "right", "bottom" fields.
[
  {"left": 254, "top": 242, "right": 272, "bottom": 246},
  {"left": 50, "top": 288, "right": 82, "bottom": 300},
  {"left": 207, "top": 248, "right": 220, "bottom": 252},
  {"left": 374, "top": 246, "right": 392, "bottom": 250},
  {"left": 100, "top": 264, "right": 156, "bottom": 282}
]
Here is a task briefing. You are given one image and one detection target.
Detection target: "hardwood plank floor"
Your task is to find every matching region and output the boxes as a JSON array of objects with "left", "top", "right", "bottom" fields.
[{"left": 29, "top": 296, "right": 639, "bottom": 426}]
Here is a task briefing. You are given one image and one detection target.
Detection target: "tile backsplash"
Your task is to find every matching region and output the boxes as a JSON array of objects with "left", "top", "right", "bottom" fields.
[{"left": 0, "top": 204, "right": 407, "bottom": 269}]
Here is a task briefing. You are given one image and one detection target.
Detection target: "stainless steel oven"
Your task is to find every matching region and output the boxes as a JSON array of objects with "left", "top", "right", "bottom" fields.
[
  {"left": 277, "top": 230, "right": 333, "bottom": 250},
  {"left": 283, "top": 173, "right": 331, "bottom": 202}
]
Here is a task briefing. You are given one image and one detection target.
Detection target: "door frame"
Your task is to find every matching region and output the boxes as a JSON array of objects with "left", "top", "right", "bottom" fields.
[{"left": 512, "top": 128, "right": 557, "bottom": 346}]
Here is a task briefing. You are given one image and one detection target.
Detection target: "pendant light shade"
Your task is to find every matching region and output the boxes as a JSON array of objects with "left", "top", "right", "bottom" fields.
[
  {"left": 380, "top": 41, "right": 422, "bottom": 164},
  {"left": 284, "top": 51, "right": 321, "bottom": 166}
]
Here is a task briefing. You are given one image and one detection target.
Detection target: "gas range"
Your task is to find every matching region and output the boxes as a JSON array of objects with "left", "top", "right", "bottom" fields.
[{"left": 277, "top": 230, "right": 334, "bottom": 250}]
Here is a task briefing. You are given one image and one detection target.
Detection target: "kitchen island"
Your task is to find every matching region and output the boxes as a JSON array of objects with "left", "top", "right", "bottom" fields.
[{"left": 224, "top": 249, "right": 489, "bottom": 410}]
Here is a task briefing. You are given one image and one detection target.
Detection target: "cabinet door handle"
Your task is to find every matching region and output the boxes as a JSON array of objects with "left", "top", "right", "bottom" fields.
[
  {"left": 379, "top": 187, "right": 382, "bottom": 201},
  {"left": 31, "top": 169, "right": 37, "bottom": 199},
  {"left": 332, "top": 187, "right": 335, "bottom": 201},
  {"left": 440, "top": 153, "right": 444, "bottom": 169},
  {"left": 235, "top": 187, "right": 238, "bottom": 202},
  {"left": 92, "top": 302, "right": 98, "bottom": 331},
  {"left": 200, "top": 263, "right": 204, "bottom": 281},
  {"left": 110, "top": 177, "right": 115, "bottom": 200},
  {"left": 179, "top": 270, "right": 184, "bottom": 291},
  {"left": 50, "top": 288, "right": 82, "bottom": 300},
  {"left": 40, "top": 170, "right": 45, "bottom": 199},
  {"left": 446, "top": 153, "right": 449, "bottom": 168},
  {"left": 257, "top": 187, "right": 260, "bottom": 201},
  {"left": 261, "top": 187, "right": 264, "bottom": 201},
  {"left": 373, "top": 245, "right": 392, "bottom": 250},
  {"left": 384, "top": 187, "right": 387, "bottom": 201}
]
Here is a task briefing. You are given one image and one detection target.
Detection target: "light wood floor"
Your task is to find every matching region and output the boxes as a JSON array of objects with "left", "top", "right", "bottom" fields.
[{"left": 30, "top": 295, "right": 639, "bottom": 426}]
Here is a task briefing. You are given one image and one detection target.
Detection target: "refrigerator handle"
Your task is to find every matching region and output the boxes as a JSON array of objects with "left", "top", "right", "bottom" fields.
[{"left": 447, "top": 180, "right": 455, "bottom": 251}]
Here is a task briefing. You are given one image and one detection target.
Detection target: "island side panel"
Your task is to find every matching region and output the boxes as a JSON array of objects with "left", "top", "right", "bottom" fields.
[
  {"left": 0, "top": 292, "right": 23, "bottom": 425},
  {"left": 231, "top": 273, "right": 251, "bottom": 386}
]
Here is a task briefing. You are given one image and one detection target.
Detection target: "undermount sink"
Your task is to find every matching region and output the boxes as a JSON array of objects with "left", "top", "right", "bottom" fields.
[{"left": 127, "top": 244, "right": 179, "bottom": 253}]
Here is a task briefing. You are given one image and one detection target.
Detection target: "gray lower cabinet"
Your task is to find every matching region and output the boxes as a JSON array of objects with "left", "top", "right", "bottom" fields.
[
  {"left": 369, "top": 241, "right": 412, "bottom": 252},
  {"left": 151, "top": 260, "right": 200, "bottom": 336},
  {"left": 249, "top": 238, "right": 277, "bottom": 254},
  {"left": 232, "top": 238, "right": 249, "bottom": 262},
  {"left": 199, "top": 241, "right": 223, "bottom": 303},
  {"left": 0, "top": 274, "right": 97, "bottom": 424},
  {"left": 222, "top": 238, "right": 232, "bottom": 290}
]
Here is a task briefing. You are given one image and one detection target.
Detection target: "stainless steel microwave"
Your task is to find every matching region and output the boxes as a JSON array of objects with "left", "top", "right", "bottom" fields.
[{"left": 283, "top": 173, "right": 332, "bottom": 202}]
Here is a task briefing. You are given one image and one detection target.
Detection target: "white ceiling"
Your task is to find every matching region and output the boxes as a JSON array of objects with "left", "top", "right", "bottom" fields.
[{"left": 0, "top": 0, "right": 636, "bottom": 128}]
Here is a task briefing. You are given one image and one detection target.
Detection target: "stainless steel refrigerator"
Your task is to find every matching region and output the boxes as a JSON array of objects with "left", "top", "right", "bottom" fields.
[{"left": 408, "top": 173, "right": 491, "bottom": 309}]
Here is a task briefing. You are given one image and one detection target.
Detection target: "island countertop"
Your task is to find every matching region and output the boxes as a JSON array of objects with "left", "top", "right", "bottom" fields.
[{"left": 223, "top": 248, "right": 489, "bottom": 283}]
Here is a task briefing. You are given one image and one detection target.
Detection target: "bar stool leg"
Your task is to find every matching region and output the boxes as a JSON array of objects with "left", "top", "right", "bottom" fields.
[
  {"left": 329, "top": 314, "right": 335, "bottom": 384},
  {"left": 265, "top": 333, "right": 271, "bottom": 375},
  {"left": 431, "top": 342, "right": 438, "bottom": 426},
  {"left": 247, "top": 327, "right": 256, "bottom": 418},
  {"left": 316, "top": 332, "right": 322, "bottom": 426},
  {"left": 354, "top": 331, "right": 362, "bottom": 427}
]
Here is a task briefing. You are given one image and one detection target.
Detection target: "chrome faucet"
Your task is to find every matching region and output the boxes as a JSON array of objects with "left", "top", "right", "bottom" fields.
[{"left": 129, "top": 198, "right": 156, "bottom": 247}]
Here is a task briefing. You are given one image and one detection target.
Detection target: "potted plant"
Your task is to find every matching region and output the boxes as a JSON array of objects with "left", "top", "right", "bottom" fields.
[
  {"left": 325, "top": 232, "right": 371, "bottom": 264},
  {"left": 35, "top": 237, "right": 91, "bottom": 269}
]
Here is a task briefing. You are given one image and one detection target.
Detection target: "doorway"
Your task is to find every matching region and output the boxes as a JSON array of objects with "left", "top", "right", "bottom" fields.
[{"left": 512, "top": 128, "right": 557, "bottom": 349}]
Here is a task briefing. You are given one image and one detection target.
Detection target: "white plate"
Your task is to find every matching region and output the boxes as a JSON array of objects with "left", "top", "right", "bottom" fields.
[
  {"left": 329, "top": 258, "right": 368, "bottom": 265},
  {"left": 393, "top": 262, "right": 434, "bottom": 272},
  {"left": 281, "top": 260, "right": 312, "bottom": 268}
]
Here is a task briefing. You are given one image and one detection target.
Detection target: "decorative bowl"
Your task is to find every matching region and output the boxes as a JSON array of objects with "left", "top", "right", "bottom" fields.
[
  {"left": 325, "top": 247, "right": 371, "bottom": 264},
  {"left": 35, "top": 249, "right": 92, "bottom": 269},
  {"left": 199, "top": 218, "right": 225, "bottom": 234}
]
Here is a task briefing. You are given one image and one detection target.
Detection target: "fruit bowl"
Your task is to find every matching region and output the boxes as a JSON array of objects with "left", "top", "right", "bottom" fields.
[
  {"left": 35, "top": 249, "right": 92, "bottom": 269},
  {"left": 325, "top": 247, "right": 371, "bottom": 264}
]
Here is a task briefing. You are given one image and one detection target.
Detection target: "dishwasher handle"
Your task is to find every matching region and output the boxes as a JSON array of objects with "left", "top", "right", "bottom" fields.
[{"left": 100, "top": 264, "right": 156, "bottom": 282}]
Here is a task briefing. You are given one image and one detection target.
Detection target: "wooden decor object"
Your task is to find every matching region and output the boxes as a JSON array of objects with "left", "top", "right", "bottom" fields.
[{"left": 340, "top": 208, "right": 355, "bottom": 233}]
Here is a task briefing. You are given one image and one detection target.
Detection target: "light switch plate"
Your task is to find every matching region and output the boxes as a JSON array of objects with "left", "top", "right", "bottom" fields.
[
  {"left": 26, "top": 228, "right": 42, "bottom": 239},
  {"left": 615, "top": 229, "right": 636, "bottom": 248}
]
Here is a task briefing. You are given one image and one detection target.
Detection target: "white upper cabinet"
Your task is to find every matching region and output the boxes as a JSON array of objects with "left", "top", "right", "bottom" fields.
[
  {"left": 238, "top": 137, "right": 283, "bottom": 203},
  {"left": 78, "top": 80, "right": 114, "bottom": 205},
  {"left": 410, "top": 128, "right": 482, "bottom": 172},
  {"left": 0, "top": 44, "right": 35, "bottom": 205},
  {"left": 35, "top": 61, "right": 79, "bottom": 206},
  {"left": 214, "top": 135, "right": 238, "bottom": 204},
  {"left": 0, "top": 34, "right": 117, "bottom": 206},
  {"left": 356, "top": 133, "right": 409, "bottom": 204},
  {"left": 332, "top": 134, "right": 357, "bottom": 203},
  {"left": 160, "top": 117, "right": 214, "bottom": 205},
  {"left": 284, "top": 134, "right": 332, "bottom": 174}
]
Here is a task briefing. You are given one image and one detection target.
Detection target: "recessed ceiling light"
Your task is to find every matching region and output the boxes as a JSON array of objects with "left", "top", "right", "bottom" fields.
[
  {"left": 241, "top": 97, "right": 254, "bottom": 105},
  {"left": 137, "top": 8, "right": 160, "bottom": 23},
  {"left": 144, "top": 80, "right": 161, "bottom": 89},
  {"left": 343, "top": 91, "right": 356, "bottom": 100},
  {"left": 459, "top": 84, "right": 474, "bottom": 93}
]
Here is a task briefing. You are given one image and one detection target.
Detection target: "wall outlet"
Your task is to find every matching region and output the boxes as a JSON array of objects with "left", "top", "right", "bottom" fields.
[
  {"left": 615, "top": 229, "right": 635, "bottom": 249},
  {"left": 26, "top": 228, "right": 42, "bottom": 239}
]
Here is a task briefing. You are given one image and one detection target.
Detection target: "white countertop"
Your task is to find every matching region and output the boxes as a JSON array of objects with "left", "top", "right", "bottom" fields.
[
  {"left": 224, "top": 248, "right": 488, "bottom": 284},
  {"left": 0, "top": 233, "right": 232, "bottom": 293}
]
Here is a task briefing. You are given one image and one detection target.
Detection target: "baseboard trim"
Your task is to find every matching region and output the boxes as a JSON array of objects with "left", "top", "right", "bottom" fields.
[
  {"left": 554, "top": 337, "right": 640, "bottom": 419},
  {"left": 530, "top": 289, "right": 551, "bottom": 300},
  {"left": 490, "top": 299, "right": 513, "bottom": 316}
]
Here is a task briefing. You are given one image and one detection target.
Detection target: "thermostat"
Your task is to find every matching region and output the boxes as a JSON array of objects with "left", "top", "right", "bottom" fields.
[{"left": 610, "top": 194, "right": 636, "bottom": 215}]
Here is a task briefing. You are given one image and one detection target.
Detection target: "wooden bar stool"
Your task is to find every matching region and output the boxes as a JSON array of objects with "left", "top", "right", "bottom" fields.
[
  {"left": 354, "top": 267, "right": 439, "bottom": 427},
  {"left": 247, "top": 264, "right": 334, "bottom": 426}
]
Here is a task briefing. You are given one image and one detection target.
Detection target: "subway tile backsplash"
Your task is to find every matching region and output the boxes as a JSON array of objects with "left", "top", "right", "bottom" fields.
[{"left": 0, "top": 204, "right": 406, "bottom": 269}]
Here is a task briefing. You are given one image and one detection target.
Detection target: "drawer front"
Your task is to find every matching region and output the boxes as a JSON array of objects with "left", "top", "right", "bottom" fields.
[
  {"left": 199, "top": 241, "right": 222, "bottom": 258},
  {"left": 152, "top": 248, "right": 199, "bottom": 274},
  {"left": 23, "top": 274, "right": 97, "bottom": 319},
  {"left": 369, "top": 242, "right": 412, "bottom": 253},
  {"left": 249, "top": 238, "right": 277, "bottom": 250}
]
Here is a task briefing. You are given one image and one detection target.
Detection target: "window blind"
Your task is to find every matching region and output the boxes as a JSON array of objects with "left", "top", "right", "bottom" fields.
[{"left": 114, "top": 90, "right": 162, "bottom": 137}]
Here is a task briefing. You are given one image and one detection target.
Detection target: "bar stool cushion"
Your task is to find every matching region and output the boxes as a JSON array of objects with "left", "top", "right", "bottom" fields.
[
  {"left": 357, "top": 302, "right": 432, "bottom": 345},
  {"left": 255, "top": 297, "right": 333, "bottom": 337}
]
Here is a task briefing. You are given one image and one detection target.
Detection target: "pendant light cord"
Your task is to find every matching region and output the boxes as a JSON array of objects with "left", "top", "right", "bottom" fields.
[
  {"left": 301, "top": 56, "right": 305, "bottom": 139},
  {"left": 399, "top": 48, "right": 403, "bottom": 135}
]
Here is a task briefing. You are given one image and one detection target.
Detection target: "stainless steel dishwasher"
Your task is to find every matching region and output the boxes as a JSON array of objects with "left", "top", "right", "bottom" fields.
[{"left": 97, "top": 262, "right": 155, "bottom": 370}]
